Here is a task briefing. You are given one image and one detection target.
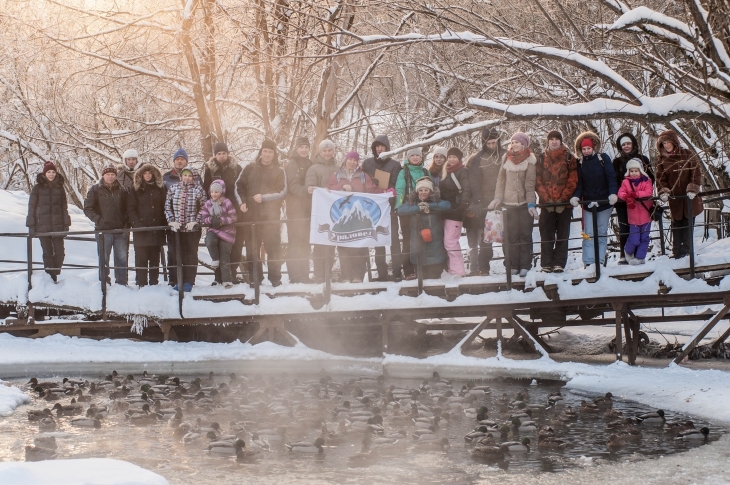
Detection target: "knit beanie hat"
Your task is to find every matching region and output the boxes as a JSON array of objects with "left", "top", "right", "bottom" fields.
[
  {"left": 415, "top": 176, "right": 434, "bottom": 193},
  {"left": 319, "top": 139, "right": 336, "bottom": 152},
  {"left": 43, "top": 161, "right": 57, "bottom": 175},
  {"left": 123, "top": 149, "right": 139, "bottom": 160},
  {"left": 209, "top": 180, "right": 224, "bottom": 194},
  {"left": 481, "top": 127, "right": 500, "bottom": 142},
  {"left": 101, "top": 162, "right": 117, "bottom": 176},
  {"left": 261, "top": 138, "right": 277, "bottom": 152},
  {"left": 511, "top": 132, "right": 530, "bottom": 148},
  {"left": 618, "top": 136, "right": 633, "bottom": 148},
  {"left": 213, "top": 142, "right": 229, "bottom": 154},
  {"left": 406, "top": 147, "right": 422, "bottom": 158},
  {"left": 580, "top": 137, "right": 595, "bottom": 149},
  {"left": 180, "top": 168, "right": 193, "bottom": 177},
  {"left": 173, "top": 148, "right": 188, "bottom": 162},
  {"left": 295, "top": 136, "right": 310, "bottom": 148},
  {"left": 344, "top": 151, "right": 360, "bottom": 162},
  {"left": 446, "top": 147, "right": 464, "bottom": 161},
  {"left": 546, "top": 130, "right": 563, "bottom": 142},
  {"left": 432, "top": 146, "right": 448, "bottom": 158},
  {"left": 624, "top": 158, "right": 647, "bottom": 178}
]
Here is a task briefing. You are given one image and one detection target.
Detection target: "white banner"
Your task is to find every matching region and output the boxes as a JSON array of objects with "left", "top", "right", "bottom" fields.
[{"left": 310, "top": 188, "right": 392, "bottom": 247}]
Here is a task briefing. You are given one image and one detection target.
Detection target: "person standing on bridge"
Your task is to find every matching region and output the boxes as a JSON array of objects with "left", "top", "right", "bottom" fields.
[
  {"left": 327, "top": 150, "right": 384, "bottom": 283},
  {"left": 236, "top": 138, "right": 287, "bottom": 287},
  {"left": 200, "top": 180, "right": 238, "bottom": 288},
  {"left": 26, "top": 161, "right": 71, "bottom": 283},
  {"left": 570, "top": 132, "right": 618, "bottom": 268},
  {"left": 655, "top": 129, "right": 703, "bottom": 259},
  {"left": 117, "top": 149, "right": 142, "bottom": 191},
  {"left": 284, "top": 136, "right": 314, "bottom": 284},
  {"left": 488, "top": 132, "right": 538, "bottom": 278},
  {"left": 362, "top": 135, "right": 402, "bottom": 282},
  {"left": 306, "top": 139, "right": 339, "bottom": 283},
  {"left": 84, "top": 162, "right": 130, "bottom": 286},
  {"left": 438, "top": 147, "right": 471, "bottom": 277},
  {"left": 395, "top": 148, "right": 431, "bottom": 280},
  {"left": 617, "top": 159, "right": 654, "bottom": 265},
  {"left": 535, "top": 131, "right": 578, "bottom": 273}
]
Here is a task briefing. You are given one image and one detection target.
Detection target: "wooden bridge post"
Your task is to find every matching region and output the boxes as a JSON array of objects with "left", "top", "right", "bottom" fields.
[
  {"left": 26, "top": 234, "right": 35, "bottom": 320},
  {"left": 612, "top": 303, "right": 624, "bottom": 362},
  {"left": 672, "top": 300, "right": 730, "bottom": 365}
]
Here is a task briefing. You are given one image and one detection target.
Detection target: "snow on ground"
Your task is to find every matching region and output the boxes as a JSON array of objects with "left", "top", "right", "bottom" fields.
[
  {"left": 0, "top": 458, "right": 168, "bottom": 485},
  {"left": 0, "top": 379, "right": 30, "bottom": 417}
]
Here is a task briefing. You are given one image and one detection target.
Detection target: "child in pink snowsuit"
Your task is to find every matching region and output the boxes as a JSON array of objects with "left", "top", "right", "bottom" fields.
[{"left": 617, "top": 159, "right": 654, "bottom": 265}]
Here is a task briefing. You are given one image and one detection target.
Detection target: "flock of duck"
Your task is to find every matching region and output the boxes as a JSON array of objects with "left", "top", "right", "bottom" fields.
[{"left": 21, "top": 372, "right": 713, "bottom": 467}]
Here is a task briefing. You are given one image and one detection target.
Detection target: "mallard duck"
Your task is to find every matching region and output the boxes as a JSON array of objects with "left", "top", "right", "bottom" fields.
[
  {"left": 208, "top": 438, "right": 244, "bottom": 456},
  {"left": 236, "top": 442, "right": 261, "bottom": 461},
  {"left": 33, "top": 436, "right": 57, "bottom": 450},
  {"left": 665, "top": 420, "right": 695, "bottom": 434},
  {"left": 606, "top": 433, "right": 625, "bottom": 450},
  {"left": 547, "top": 392, "right": 564, "bottom": 407},
  {"left": 25, "top": 445, "right": 56, "bottom": 462},
  {"left": 70, "top": 416, "right": 102, "bottom": 428},
  {"left": 38, "top": 417, "right": 56, "bottom": 432},
  {"left": 502, "top": 437, "right": 530, "bottom": 452},
  {"left": 512, "top": 417, "right": 537, "bottom": 433},
  {"left": 27, "top": 408, "right": 53, "bottom": 422},
  {"left": 617, "top": 427, "right": 642, "bottom": 442},
  {"left": 580, "top": 400, "right": 600, "bottom": 414},
  {"left": 636, "top": 410, "right": 665, "bottom": 424},
  {"left": 676, "top": 427, "right": 710, "bottom": 440},
  {"left": 604, "top": 409, "right": 623, "bottom": 420},
  {"left": 286, "top": 437, "right": 325, "bottom": 453},
  {"left": 464, "top": 426, "right": 492, "bottom": 443},
  {"left": 52, "top": 402, "right": 83, "bottom": 417},
  {"left": 593, "top": 392, "right": 613, "bottom": 409},
  {"left": 470, "top": 441, "right": 509, "bottom": 460},
  {"left": 249, "top": 434, "right": 271, "bottom": 451},
  {"left": 27, "top": 378, "right": 58, "bottom": 390},
  {"left": 537, "top": 436, "right": 567, "bottom": 451}
]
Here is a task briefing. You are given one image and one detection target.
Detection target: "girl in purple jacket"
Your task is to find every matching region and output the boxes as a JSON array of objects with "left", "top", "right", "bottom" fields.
[
  {"left": 200, "top": 180, "right": 238, "bottom": 287},
  {"left": 617, "top": 159, "right": 654, "bottom": 265}
]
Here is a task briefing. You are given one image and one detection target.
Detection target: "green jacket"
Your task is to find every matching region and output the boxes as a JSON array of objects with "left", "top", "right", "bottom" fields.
[{"left": 395, "top": 163, "right": 430, "bottom": 208}]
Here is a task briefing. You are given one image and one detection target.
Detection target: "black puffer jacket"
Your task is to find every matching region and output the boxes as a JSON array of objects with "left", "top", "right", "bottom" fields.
[
  {"left": 83, "top": 180, "right": 129, "bottom": 230},
  {"left": 127, "top": 164, "right": 167, "bottom": 246},
  {"left": 26, "top": 172, "right": 71, "bottom": 235},
  {"left": 438, "top": 166, "right": 472, "bottom": 222},
  {"left": 612, "top": 132, "right": 655, "bottom": 189},
  {"left": 203, "top": 155, "right": 241, "bottom": 204},
  {"left": 235, "top": 152, "right": 287, "bottom": 222},
  {"left": 284, "top": 152, "right": 312, "bottom": 218}
]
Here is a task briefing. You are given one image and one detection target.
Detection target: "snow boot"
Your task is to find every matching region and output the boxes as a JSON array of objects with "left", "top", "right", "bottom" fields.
[
  {"left": 629, "top": 258, "right": 645, "bottom": 266},
  {"left": 519, "top": 269, "right": 528, "bottom": 277},
  {"left": 183, "top": 283, "right": 193, "bottom": 292}
]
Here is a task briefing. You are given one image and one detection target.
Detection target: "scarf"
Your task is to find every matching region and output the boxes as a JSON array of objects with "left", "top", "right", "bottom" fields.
[
  {"left": 629, "top": 175, "right": 648, "bottom": 186},
  {"left": 446, "top": 160, "right": 464, "bottom": 173},
  {"left": 506, "top": 147, "right": 531, "bottom": 165}
]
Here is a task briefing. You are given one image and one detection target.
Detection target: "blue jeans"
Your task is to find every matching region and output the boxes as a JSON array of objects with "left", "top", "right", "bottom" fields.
[
  {"left": 205, "top": 231, "right": 233, "bottom": 283},
  {"left": 97, "top": 232, "right": 129, "bottom": 285},
  {"left": 582, "top": 208, "right": 612, "bottom": 265}
]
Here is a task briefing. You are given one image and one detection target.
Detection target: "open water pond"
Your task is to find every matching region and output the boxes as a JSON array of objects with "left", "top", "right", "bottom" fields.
[{"left": 0, "top": 372, "right": 724, "bottom": 484}]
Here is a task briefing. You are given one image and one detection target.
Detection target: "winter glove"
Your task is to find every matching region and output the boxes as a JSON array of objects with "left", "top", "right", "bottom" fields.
[
  {"left": 627, "top": 198, "right": 636, "bottom": 210},
  {"left": 555, "top": 205, "right": 565, "bottom": 214},
  {"left": 386, "top": 187, "right": 396, "bottom": 197},
  {"left": 528, "top": 207, "right": 538, "bottom": 219},
  {"left": 185, "top": 221, "right": 197, "bottom": 231},
  {"left": 588, "top": 201, "right": 599, "bottom": 209},
  {"left": 418, "top": 202, "right": 430, "bottom": 214},
  {"left": 608, "top": 194, "right": 618, "bottom": 206},
  {"left": 687, "top": 191, "right": 697, "bottom": 200},
  {"left": 211, "top": 216, "right": 221, "bottom": 229},
  {"left": 570, "top": 197, "right": 580, "bottom": 207},
  {"left": 487, "top": 199, "right": 500, "bottom": 210},
  {"left": 168, "top": 222, "right": 181, "bottom": 232},
  {"left": 660, "top": 193, "right": 669, "bottom": 203},
  {"left": 372, "top": 178, "right": 380, "bottom": 187}
]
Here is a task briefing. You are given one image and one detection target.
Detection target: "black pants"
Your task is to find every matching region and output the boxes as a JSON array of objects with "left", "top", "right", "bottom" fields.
[
  {"left": 465, "top": 215, "right": 493, "bottom": 274},
  {"left": 423, "top": 263, "right": 443, "bottom": 280},
  {"left": 339, "top": 247, "right": 368, "bottom": 281},
  {"left": 176, "top": 230, "right": 201, "bottom": 285},
  {"left": 166, "top": 231, "right": 177, "bottom": 286},
  {"left": 615, "top": 202, "right": 630, "bottom": 258},
  {"left": 286, "top": 218, "right": 311, "bottom": 282},
  {"left": 505, "top": 206, "right": 533, "bottom": 271},
  {"left": 538, "top": 208, "right": 572, "bottom": 269},
  {"left": 134, "top": 245, "right": 161, "bottom": 286},
  {"left": 39, "top": 236, "right": 65, "bottom": 279},
  {"left": 398, "top": 215, "right": 415, "bottom": 277},
  {"left": 311, "top": 244, "right": 335, "bottom": 281},
  {"left": 671, "top": 217, "right": 692, "bottom": 258},
  {"left": 374, "top": 212, "right": 401, "bottom": 279},
  {"left": 244, "top": 221, "right": 282, "bottom": 284}
]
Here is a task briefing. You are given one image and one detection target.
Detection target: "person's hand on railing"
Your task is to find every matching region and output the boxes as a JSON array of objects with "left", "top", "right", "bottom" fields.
[
  {"left": 528, "top": 206, "right": 538, "bottom": 219},
  {"left": 660, "top": 192, "right": 669, "bottom": 203},
  {"left": 609, "top": 194, "right": 618, "bottom": 206},
  {"left": 487, "top": 199, "right": 500, "bottom": 210},
  {"left": 418, "top": 202, "right": 430, "bottom": 214},
  {"left": 570, "top": 197, "right": 580, "bottom": 207},
  {"left": 588, "top": 201, "right": 599, "bottom": 209},
  {"left": 253, "top": 194, "right": 263, "bottom": 203},
  {"left": 185, "top": 221, "right": 197, "bottom": 231},
  {"left": 168, "top": 222, "right": 181, "bottom": 232},
  {"left": 626, "top": 196, "right": 636, "bottom": 209},
  {"left": 240, "top": 203, "right": 248, "bottom": 213},
  {"left": 211, "top": 216, "right": 221, "bottom": 229},
  {"left": 687, "top": 192, "right": 697, "bottom": 200}
]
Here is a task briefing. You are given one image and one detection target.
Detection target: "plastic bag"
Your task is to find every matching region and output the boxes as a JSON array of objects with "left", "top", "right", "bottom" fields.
[{"left": 483, "top": 210, "right": 503, "bottom": 243}]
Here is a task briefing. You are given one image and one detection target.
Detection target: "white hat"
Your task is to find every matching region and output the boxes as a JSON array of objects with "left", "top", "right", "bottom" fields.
[
  {"left": 415, "top": 176, "right": 434, "bottom": 192},
  {"left": 624, "top": 158, "right": 647, "bottom": 178},
  {"left": 318, "top": 139, "right": 336, "bottom": 152},
  {"left": 432, "top": 146, "right": 448, "bottom": 158},
  {"left": 406, "top": 147, "right": 422, "bottom": 158},
  {"left": 123, "top": 149, "right": 139, "bottom": 160}
]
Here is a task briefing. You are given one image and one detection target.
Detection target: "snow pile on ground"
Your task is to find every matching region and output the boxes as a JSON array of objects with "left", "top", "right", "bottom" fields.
[
  {"left": 0, "top": 458, "right": 168, "bottom": 485},
  {"left": 0, "top": 378, "right": 30, "bottom": 417}
]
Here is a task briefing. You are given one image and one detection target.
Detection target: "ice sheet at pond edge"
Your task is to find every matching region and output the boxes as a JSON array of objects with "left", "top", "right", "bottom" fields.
[
  {"left": 0, "top": 458, "right": 169, "bottom": 485},
  {"left": 0, "top": 379, "right": 30, "bottom": 417}
]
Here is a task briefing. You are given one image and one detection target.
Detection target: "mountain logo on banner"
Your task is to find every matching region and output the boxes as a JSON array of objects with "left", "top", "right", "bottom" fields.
[{"left": 318, "top": 194, "right": 390, "bottom": 243}]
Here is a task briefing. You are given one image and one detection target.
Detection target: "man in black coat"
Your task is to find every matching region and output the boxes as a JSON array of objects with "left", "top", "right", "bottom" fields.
[
  {"left": 466, "top": 127, "right": 504, "bottom": 275},
  {"left": 127, "top": 164, "right": 167, "bottom": 286},
  {"left": 26, "top": 161, "right": 71, "bottom": 282},
  {"left": 204, "top": 142, "right": 245, "bottom": 283},
  {"left": 235, "top": 139, "right": 288, "bottom": 287},
  {"left": 284, "top": 136, "right": 313, "bottom": 283},
  {"left": 84, "top": 162, "right": 130, "bottom": 285},
  {"left": 362, "top": 134, "right": 402, "bottom": 281}
]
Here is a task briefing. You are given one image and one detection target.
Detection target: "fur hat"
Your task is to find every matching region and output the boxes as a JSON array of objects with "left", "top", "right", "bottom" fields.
[
  {"left": 624, "top": 158, "right": 647, "bottom": 178},
  {"left": 432, "top": 146, "right": 448, "bottom": 158},
  {"left": 415, "top": 176, "right": 434, "bottom": 193},
  {"left": 213, "top": 142, "right": 229, "bottom": 154},
  {"left": 406, "top": 147, "right": 422, "bottom": 158},
  {"left": 510, "top": 132, "right": 530, "bottom": 148},
  {"left": 173, "top": 148, "right": 188, "bottom": 162},
  {"left": 43, "top": 161, "right": 57, "bottom": 175},
  {"left": 261, "top": 138, "right": 277, "bottom": 152},
  {"left": 446, "top": 147, "right": 464, "bottom": 161},
  {"left": 319, "top": 139, "right": 336, "bottom": 152},
  {"left": 344, "top": 151, "right": 360, "bottom": 162},
  {"left": 546, "top": 130, "right": 563, "bottom": 142},
  {"left": 575, "top": 132, "right": 601, "bottom": 155},
  {"left": 209, "top": 180, "right": 224, "bottom": 194},
  {"left": 295, "top": 136, "right": 310, "bottom": 149},
  {"left": 657, "top": 130, "right": 681, "bottom": 152},
  {"left": 123, "top": 149, "right": 139, "bottom": 160},
  {"left": 101, "top": 162, "right": 117, "bottom": 176}
]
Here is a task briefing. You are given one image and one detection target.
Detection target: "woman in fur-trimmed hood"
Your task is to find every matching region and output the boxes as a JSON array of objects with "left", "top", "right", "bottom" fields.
[{"left": 655, "top": 129, "right": 703, "bottom": 259}]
